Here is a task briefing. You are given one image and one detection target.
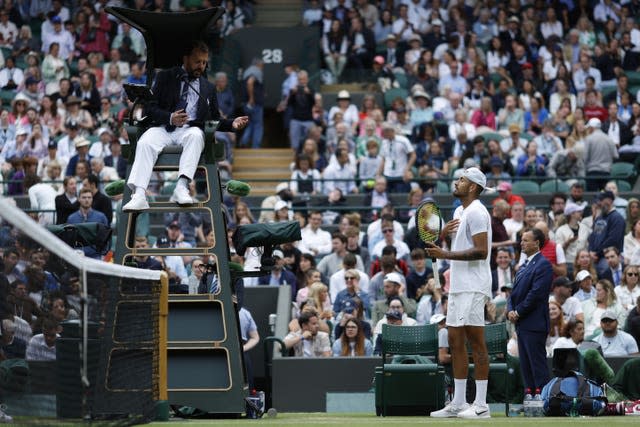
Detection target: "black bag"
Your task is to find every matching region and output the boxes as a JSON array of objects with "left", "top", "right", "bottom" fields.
[
  {"left": 541, "top": 370, "right": 607, "bottom": 416},
  {"left": 0, "top": 358, "right": 29, "bottom": 394},
  {"left": 47, "top": 223, "right": 113, "bottom": 256}
]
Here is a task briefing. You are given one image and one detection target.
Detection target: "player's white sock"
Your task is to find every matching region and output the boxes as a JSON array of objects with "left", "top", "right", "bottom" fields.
[
  {"left": 452, "top": 378, "right": 467, "bottom": 406},
  {"left": 135, "top": 186, "right": 145, "bottom": 197},
  {"left": 474, "top": 380, "right": 488, "bottom": 407}
]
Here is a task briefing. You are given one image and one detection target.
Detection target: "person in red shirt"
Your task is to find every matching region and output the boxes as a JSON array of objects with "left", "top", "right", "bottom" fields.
[
  {"left": 492, "top": 181, "right": 526, "bottom": 217},
  {"left": 582, "top": 88, "right": 608, "bottom": 123}
]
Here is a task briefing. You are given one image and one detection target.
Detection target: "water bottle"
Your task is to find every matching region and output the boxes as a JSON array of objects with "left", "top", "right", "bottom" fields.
[
  {"left": 523, "top": 388, "right": 532, "bottom": 417},
  {"left": 533, "top": 388, "right": 543, "bottom": 417},
  {"left": 569, "top": 397, "right": 579, "bottom": 417}
]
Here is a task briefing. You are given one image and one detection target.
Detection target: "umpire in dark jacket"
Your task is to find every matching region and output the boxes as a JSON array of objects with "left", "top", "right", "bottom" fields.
[{"left": 123, "top": 40, "right": 248, "bottom": 212}]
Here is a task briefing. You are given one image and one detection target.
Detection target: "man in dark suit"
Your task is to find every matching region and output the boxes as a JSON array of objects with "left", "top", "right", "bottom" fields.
[
  {"left": 507, "top": 228, "right": 553, "bottom": 394},
  {"left": 55, "top": 176, "right": 79, "bottom": 224},
  {"left": 601, "top": 100, "right": 633, "bottom": 147},
  {"left": 123, "top": 40, "right": 248, "bottom": 211},
  {"left": 104, "top": 138, "right": 127, "bottom": 179},
  {"left": 599, "top": 246, "right": 625, "bottom": 287},
  {"left": 381, "top": 34, "right": 404, "bottom": 69}
]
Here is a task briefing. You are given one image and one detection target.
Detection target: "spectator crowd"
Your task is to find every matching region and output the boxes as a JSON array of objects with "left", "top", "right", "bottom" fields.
[{"left": 262, "top": 0, "right": 640, "bottom": 362}]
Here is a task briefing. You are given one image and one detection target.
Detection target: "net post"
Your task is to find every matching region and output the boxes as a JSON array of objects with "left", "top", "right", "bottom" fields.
[
  {"left": 157, "top": 272, "right": 169, "bottom": 420},
  {"left": 81, "top": 264, "right": 90, "bottom": 420}
]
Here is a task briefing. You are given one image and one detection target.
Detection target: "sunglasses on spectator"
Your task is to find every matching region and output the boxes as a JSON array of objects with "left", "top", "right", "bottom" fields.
[
  {"left": 382, "top": 229, "right": 393, "bottom": 233},
  {"left": 601, "top": 318, "right": 616, "bottom": 323},
  {"left": 627, "top": 272, "right": 638, "bottom": 277},
  {"left": 345, "top": 276, "right": 357, "bottom": 280},
  {"left": 345, "top": 325, "right": 358, "bottom": 329}
]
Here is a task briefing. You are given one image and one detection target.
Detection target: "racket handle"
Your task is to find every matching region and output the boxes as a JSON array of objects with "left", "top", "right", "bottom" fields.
[{"left": 431, "top": 257, "right": 440, "bottom": 289}]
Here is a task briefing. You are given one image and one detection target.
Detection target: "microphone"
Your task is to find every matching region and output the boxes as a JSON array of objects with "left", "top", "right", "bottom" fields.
[
  {"left": 225, "top": 180, "right": 251, "bottom": 197},
  {"left": 104, "top": 179, "right": 125, "bottom": 197}
]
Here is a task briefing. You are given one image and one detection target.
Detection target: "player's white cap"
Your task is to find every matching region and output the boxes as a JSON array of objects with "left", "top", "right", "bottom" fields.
[{"left": 462, "top": 167, "right": 487, "bottom": 189}]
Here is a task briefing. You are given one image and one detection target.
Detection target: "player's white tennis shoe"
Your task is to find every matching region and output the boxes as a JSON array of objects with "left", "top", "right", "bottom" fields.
[
  {"left": 430, "top": 402, "right": 470, "bottom": 418},
  {"left": 458, "top": 403, "right": 491, "bottom": 419}
]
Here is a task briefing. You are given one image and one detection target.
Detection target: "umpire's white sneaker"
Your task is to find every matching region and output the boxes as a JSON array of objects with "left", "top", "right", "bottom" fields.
[
  {"left": 170, "top": 185, "right": 196, "bottom": 205},
  {"left": 430, "top": 403, "right": 470, "bottom": 418},
  {"left": 458, "top": 403, "right": 491, "bottom": 419},
  {"left": 122, "top": 194, "right": 149, "bottom": 212}
]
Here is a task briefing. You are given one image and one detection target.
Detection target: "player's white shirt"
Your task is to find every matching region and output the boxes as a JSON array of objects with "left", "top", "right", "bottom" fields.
[{"left": 449, "top": 199, "right": 492, "bottom": 297}]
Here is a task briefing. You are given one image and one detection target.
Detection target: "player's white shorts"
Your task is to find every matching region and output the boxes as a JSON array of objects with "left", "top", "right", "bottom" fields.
[{"left": 446, "top": 292, "right": 488, "bottom": 327}]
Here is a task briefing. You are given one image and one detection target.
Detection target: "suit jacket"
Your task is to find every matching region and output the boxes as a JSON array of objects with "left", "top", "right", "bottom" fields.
[
  {"left": 104, "top": 154, "right": 127, "bottom": 179},
  {"left": 73, "top": 86, "right": 101, "bottom": 116},
  {"left": 381, "top": 47, "right": 404, "bottom": 68},
  {"left": 92, "top": 190, "right": 113, "bottom": 225},
  {"left": 600, "top": 263, "right": 625, "bottom": 286},
  {"left": 601, "top": 119, "right": 633, "bottom": 147},
  {"left": 145, "top": 66, "right": 234, "bottom": 132},
  {"left": 507, "top": 253, "right": 553, "bottom": 333},
  {"left": 55, "top": 194, "right": 79, "bottom": 224},
  {"left": 491, "top": 267, "right": 514, "bottom": 295}
]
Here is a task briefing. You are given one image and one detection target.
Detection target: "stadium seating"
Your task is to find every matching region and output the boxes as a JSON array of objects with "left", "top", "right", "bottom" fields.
[
  {"left": 512, "top": 180, "right": 540, "bottom": 194},
  {"left": 383, "top": 87, "right": 409, "bottom": 110},
  {"left": 611, "top": 162, "right": 637, "bottom": 185},
  {"left": 540, "top": 179, "right": 569, "bottom": 193}
]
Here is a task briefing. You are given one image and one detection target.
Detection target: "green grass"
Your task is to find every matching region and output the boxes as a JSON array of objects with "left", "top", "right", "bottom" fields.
[{"left": 148, "top": 413, "right": 640, "bottom": 426}]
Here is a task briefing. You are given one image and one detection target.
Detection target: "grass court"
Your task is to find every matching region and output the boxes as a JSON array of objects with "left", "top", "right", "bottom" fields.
[{"left": 147, "top": 412, "right": 639, "bottom": 426}]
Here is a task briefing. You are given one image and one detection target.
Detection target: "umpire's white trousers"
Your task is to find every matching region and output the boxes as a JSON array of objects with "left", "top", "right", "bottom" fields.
[{"left": 127, "top": 126, "right": 204, "bottom": 191}]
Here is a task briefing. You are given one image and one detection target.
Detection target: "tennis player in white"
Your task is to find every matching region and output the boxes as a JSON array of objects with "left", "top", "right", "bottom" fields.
[{"left": 425, "top": 167, "right": 493, "bottom": 419}]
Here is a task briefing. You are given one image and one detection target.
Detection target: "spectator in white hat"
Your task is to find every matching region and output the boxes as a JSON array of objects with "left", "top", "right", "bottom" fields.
[
  {"left": 328, "top": 89, "right": 359, "bottom": 132},
  {"left": 258, "top": 182, "right": 293, "bottom": 224},
  {"left": 574, "top": 270, "right": 596, "bottom": 301}
]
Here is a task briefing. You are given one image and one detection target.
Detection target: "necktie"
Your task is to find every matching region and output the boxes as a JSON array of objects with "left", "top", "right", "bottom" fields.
[
  {"left": 516, "top": 258, "right": 530, "bottom": 280},
  {"left": 614, "top": 269, "right": 620, "bottom": 286},
  {"left": 503, "top": 268, "right": 510, "bottom": 287},
  {"left": 176, "top": 79, "right": 189, "bottom": 111},
  {"left": 209, "top": 274, "right": 219, "bottom": 294}
]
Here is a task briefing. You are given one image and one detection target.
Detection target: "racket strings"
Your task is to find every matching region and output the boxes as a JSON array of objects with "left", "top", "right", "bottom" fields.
[{"left": 417, "top": 204, "right": 441, "bottom": 243}]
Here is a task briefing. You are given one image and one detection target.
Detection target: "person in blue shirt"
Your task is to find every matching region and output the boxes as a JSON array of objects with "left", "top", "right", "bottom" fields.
[
  {"left": 333, "top": 268, "right": 370, "bottom": 316},
  {"left": 66, "top": 187, "right": 109, "bottom": 259},
  {"left": 516, "top": 140, "right": 547, "bottom": 177}
]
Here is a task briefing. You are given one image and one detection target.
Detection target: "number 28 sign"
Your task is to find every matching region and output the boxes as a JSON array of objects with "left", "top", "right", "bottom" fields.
[{"left": 261, "top": 49, "right": 283, "bottom": 64}]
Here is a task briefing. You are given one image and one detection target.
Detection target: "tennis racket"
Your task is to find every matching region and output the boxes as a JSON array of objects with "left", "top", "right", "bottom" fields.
[{"left": 416, "top": 200, "right": 443, "bottom": 289}]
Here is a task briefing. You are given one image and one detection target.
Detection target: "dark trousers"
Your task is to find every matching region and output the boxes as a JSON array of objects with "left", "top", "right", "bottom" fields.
[
  {"left": 516, "top": 328, "right": 549, "bottom": 390},
  {"left": 586, "top": 171, "right": 609, "bottom": 192}
]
